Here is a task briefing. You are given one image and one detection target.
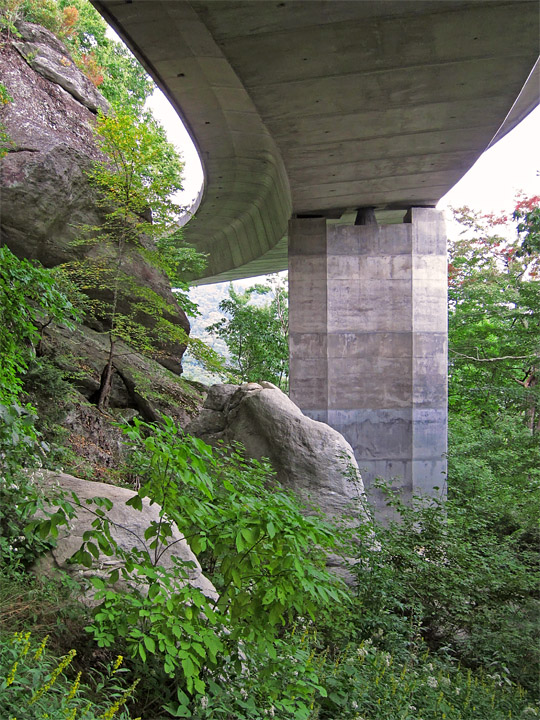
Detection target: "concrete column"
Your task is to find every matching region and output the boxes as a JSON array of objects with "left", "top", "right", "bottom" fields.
[{"left": 288, "top": 208, "right": 447, "bottom": 516}]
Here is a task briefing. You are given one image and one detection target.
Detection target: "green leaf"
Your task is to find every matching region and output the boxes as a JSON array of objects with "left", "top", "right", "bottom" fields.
[
  {"left": 126, "top": 494, "right": 143, "bottom": 511},
  {"left": 235, "top": 532, "right": 245, "bottom": 553},
  {"left": 143, "top": 635, "right": 156, "bottom": 653},
  {"left": 87, "top": 541, "right": 100, "bottom": 559},
  {"left": 79, "top": 551, "right": 93, "bottom": 568},
  {"left": 181, "top": 656, "right": 196, "bottom": 679}
]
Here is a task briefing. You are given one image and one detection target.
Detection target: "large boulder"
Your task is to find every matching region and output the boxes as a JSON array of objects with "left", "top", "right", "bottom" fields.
[
  {"left": 32, "top": 470, "right": 217, "bottom": 604},
  {"left": 0, "top": 22, "right": 189, "bottom": 373},
  {"left": 187, "top": 382, "right": 371, "bottom": 522}
]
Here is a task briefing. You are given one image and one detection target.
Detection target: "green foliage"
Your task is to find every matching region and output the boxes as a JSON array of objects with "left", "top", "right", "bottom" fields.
[
  {"left": 515, "top": 193, "right": 540, "bottom": 257},
  {"left": 56, "top": 0, "right": 153, "bottom": 109},
  {"left": 0, "top": 469, "right": 54, "bottom": 569},
  {"left": 350, "top": 483, "right": 539, "bottom": 694},
  {"left": 32, "top": 417, "right": 345, "bottom": 715},
  {"left": 89, "top": 108, "right": 184, "bottom": 233},
  {"left": 207, "top": 275, "right": 289, "bottom": 389},
  {"left": 0, "top": 246, "right": 77, "bottom": 486},
  {"left": 0, "top": 246, "right": 77, "bottom": 404},
  {"left": 62, "top": 106, "right": 210, "bottom": 406},
  {"left": 0, "top": 248, "right": 76, "bottom": 569},
  {"left": 309, "top": 634, "right": 535, "bottom": 720},
  {"left": 0, "top": 631, "right": 137, "bottom": 719},
  {"left": 121, "top": 418, "right": 343, "bottom": 632},
  {"left": 0, "top": 80, "right": 13, "bottom": 157},
  {"left": 448, "top": 204, "right": 540, "bottom": 424},
  {"left": 439, "top": 201, "right": 540, "bottom": 696}
]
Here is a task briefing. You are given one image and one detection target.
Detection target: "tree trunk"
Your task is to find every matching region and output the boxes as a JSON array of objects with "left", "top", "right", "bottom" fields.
[{"left": 97, "top": 336, "right": 115, "bottom": 410}]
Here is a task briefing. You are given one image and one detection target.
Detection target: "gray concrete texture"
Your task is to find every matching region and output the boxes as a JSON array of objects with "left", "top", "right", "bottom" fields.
[
  {"left": 91, "top": 0, "right": 539, "bottom": 284},
  {"left": 289, "top": 209, "right": 448, "bottom": 511}
]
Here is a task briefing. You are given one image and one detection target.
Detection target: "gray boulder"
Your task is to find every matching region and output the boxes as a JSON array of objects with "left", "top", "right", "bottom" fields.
[
  {"left": 187, "top": 382, "right": 370, "bottom": 521},
  {"left": 32, "top": 470, "right": 217, "bottom": 604}
]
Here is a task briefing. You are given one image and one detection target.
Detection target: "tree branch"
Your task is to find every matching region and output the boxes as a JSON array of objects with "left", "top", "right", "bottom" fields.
[{"left": 450, "top": 350, "right": 539, "bottom": 363}]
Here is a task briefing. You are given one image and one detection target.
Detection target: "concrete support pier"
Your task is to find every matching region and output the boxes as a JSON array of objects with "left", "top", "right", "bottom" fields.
[{"left": 289, "top": 208, "right": 447, "bottom": 516}]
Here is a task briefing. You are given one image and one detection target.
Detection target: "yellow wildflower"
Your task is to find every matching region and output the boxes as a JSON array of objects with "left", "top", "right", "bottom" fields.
[
  {"left": 6, "top": 661, "right": 18, "bottom": 686},
  {"left": 99, "top": 679, "right": 140, "bottom": 720},
  {"left": 66, "top": 671, "right": 82, "bottom": 702},
  {"left": 30, "top": 649, "right": 76, "bottom": 705},
  {"left": 34, "top": 635, "right": 49, "bottom": 661}
]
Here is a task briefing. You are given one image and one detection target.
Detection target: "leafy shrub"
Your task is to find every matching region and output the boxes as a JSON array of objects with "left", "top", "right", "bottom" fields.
[
  {"left": 0, "top": 469, "right": 53, "bottom": 570},
  {"left": 311, "top": 635, "right": 537, "bottom": 720},
  {"left": 31, "top": 417, "right": 345, "bottom": 716},
  {"left": 348, "top": 482, "right": 540, "bottom": 695},
  {"left": 0, "top": 246, "right": 76, "bottom": 406},
  {"left": 0, "top": 248, "right": 77, "bottom": 564}
]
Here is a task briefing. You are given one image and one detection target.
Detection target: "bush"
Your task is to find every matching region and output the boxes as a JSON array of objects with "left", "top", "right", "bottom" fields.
[
  {"left": 348, "top": 482, "right": 540, "bottom": 695},
  {"left": 29, "top": 417, "right": 345, "bottom": 716}
]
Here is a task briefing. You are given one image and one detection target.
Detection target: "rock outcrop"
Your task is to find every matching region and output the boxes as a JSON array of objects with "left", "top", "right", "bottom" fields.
[
  {"left": 0, "top": 22, "right": 189, "bottom": 374},
  {"left": 187, "top": 382, "right": 371, "bottom": 522},
  {"left": 35, "top": 321, "right": 205, "bottom": 480},
  {"left": 32, "top": 470, "right": 217, "bottom": 604}
]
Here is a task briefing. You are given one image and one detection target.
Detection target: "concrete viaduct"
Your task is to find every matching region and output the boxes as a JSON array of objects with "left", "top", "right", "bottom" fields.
[{"left": 91, "top": 0, "right": 539, "bottom": 511}]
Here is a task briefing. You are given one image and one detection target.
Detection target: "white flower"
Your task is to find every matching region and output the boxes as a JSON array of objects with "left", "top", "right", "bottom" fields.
[
  {"left": 240, "top": 688, "right": 248, "bottom": 699},
  {"left": 356, "top": 640, "right": 372, "bottom": 659},
  {"left": 200, "top": 696, "right": 208, "bottom": 710},
  {"left": 351, "top": 700, "right": 359, "bottom": 710},
  {"left": 427, "top": 676, "right": 438, "bottom": 688}
]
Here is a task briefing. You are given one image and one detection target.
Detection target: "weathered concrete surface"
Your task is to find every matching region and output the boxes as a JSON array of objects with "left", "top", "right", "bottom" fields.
[
  {"left": 289, "top": 209, "right": 448, "bottom": 514},
  {"left": 91, "top": 0, "right": 539, "bottom": 283}
]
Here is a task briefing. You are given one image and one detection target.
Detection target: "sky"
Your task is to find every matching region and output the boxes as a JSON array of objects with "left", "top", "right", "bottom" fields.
[{"left": 146, "top": 87, "right": 540, "bottom": 226}]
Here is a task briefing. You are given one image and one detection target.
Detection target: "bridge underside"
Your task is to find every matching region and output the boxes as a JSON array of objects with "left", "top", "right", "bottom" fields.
[
  {"left": 94, "top": 0, "right": 538, "bottom": 282},
  {"left": 92, "top": 0, "right": 538, "bottom": 510}
]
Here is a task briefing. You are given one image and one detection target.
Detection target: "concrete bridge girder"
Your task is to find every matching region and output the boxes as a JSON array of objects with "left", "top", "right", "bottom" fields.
[{"left": 92, "top": 0, "right": 539, "bottom": 283}]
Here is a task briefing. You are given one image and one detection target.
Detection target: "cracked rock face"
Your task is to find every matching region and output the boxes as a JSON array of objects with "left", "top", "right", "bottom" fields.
[
  {"left": 0, "top": 22, "right": 189, "bottom": 373},
  {"left": 187, "top": 382, "right": 371, "bottom": 522},
  {"left": 13, "top": 20, "right": 109, "bottom": 114}
]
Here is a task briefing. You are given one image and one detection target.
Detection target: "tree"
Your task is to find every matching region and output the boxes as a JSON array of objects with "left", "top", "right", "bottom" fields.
[
  {"left": 445, "top": 202, "right": 540, "bottom": 686},
  {"left": 207, "top": 275, "right": 289, "bottom": 389},
  {"left": 448, "top": 201, "right": 540, "bottom": 428},
  {"left": 64, "top": 106, "right": 205, "bottom": 409}
]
